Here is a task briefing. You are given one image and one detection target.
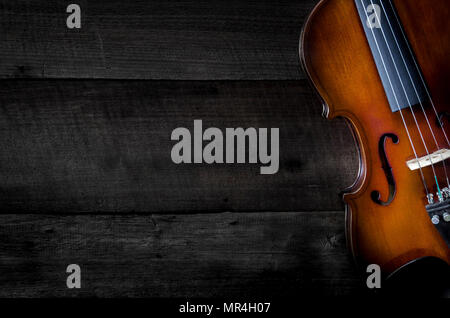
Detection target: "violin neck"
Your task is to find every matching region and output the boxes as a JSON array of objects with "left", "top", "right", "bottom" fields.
[{"left": 354, "top": 0, "right": 428, "bottom": 112}]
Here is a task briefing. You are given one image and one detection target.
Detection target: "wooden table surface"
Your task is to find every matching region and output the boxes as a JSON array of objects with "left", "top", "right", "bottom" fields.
[{"left": 0, "top": 0, "right": 365, "bottom": 297}]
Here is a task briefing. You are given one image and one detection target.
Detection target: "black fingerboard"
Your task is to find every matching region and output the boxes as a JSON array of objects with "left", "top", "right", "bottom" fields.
[{"left": 355, "top": 0, "right": 428, "bottom": 112}]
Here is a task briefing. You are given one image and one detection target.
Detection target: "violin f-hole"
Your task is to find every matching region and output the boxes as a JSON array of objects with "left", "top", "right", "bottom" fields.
[{"left": 371, "top": 133, "right": 399, "bottom": 206}]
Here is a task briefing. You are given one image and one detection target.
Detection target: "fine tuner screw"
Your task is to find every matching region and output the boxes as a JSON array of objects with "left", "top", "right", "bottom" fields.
[
  {"left": 434, "top": 187, "right": 450, "bottom": 203},
  {"left": 431, "top": 215, "right": 440, "bottom": 225},
  {"left": 443, "top": 212, "right": 450, "bottom": 223},
  {"left": 427, "top": 193, "right": 434, "bottom": 204},
  {"left": 437, "top": 190, "right": 444, "bottom": 202},
  {"left": 442, "top": 187, "right": 450, "bottom": 199}
]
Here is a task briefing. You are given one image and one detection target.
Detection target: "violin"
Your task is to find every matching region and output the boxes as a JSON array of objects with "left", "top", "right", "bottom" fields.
[{"left": 301, "top": 0, "right": 450, "bottom": 282}]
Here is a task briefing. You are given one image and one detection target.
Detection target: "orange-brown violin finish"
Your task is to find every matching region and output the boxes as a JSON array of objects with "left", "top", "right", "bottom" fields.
[{"left": 301, "top": 0, "right": 450, "bottom": 275}]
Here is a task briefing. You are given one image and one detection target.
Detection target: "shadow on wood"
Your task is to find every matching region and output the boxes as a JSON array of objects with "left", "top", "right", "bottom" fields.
[
  {"left": 0, "top": 212, "right": 363, "bottom": 297},
  {"left": 0, "top": 80, "right": 357, "bottom": 213}
]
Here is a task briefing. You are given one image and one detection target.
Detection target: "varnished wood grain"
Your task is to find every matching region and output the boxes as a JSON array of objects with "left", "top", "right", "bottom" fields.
[
  {"left": 301, "top": 0, "right": 450, "bottom": 274},
  {"left": 0, "top": 0, "right": 317, "bottom": 80},
  {"left": 0, "top": 80, "right": 357, "bottom": 213},
  {"left": 0, "top": 212, "right": 363, "bottom": 297}
]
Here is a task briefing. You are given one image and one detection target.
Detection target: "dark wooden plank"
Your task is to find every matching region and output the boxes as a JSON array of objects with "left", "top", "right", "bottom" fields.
[
  {"left": 0, "top": 80, "right": 358, "bottom": 213},
  {"left": 0, "top": 212, "right": 364, "bottom": 297},
  {"left": 0, "top": 0, "right": 316, "bottom": 79}
]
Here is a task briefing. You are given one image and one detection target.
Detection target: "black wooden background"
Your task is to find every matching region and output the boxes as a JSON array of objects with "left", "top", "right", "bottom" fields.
[{"left": 0, "top": 0, "right": 365, "bottom": 297}]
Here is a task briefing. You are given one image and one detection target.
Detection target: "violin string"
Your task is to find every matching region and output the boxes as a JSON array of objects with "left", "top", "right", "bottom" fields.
[
  {"left": 388, "top": 0, "right": 450, "bottom": 149},
  {"left": 359, "top": 0, "right": 429, "bottom": 195},
  {"left": 380, "top": 0, "right": 450, "bottom": 190},
  {"left": 368, "top": 0, "right": 443, "bottom": 195}
]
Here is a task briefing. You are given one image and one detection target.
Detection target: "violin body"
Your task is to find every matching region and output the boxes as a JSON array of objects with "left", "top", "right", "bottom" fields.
[{"left": 301, "top": 0, "right": 450, "bottom": 277}]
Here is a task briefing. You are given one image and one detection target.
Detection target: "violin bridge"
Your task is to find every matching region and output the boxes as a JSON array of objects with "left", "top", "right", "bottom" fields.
[{"left": 406, "top": 148, "right": 450, "bottom": 171}]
